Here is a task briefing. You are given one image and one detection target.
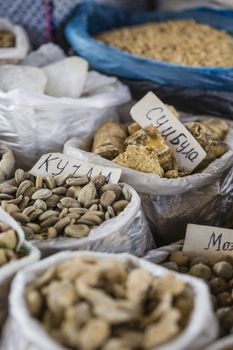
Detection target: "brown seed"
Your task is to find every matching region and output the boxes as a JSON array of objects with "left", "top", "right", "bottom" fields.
[
  {"left": 84, "top": 199, "right": 99, "bottom": 209},
  {"left": 66, "top": 176, "right": 89, "bottom": 186},
  {"left": 24, "top": 186, "right": 37, "bottom": 198},
  {"left": 12, "top": 212, "right": 30, "bottom": 224},
  {"left": 59, "top": 208, "right": 69, "bottom": 219},
  {"left": 99, "top": 184, "right": 122, "bottom": 199},
  {"left": 18, "top": 196, "right": 30, "bottom": 210},
  {"left": 45, "top": 194, "right": 60, "bottom": 208},
  {"left": 34, "top": 199, "right": 47, "bottom": 211},
  {"left": 67, "top": 213, "right": 81, "bottom": 220},
  {"left": 54, "top": 173, "right": 71, "bottom": 186},
  {"left": 112, "top": 200, "right": 129, "bottom": 213},
  {"left": 52, "top": 187, "right": 67, "bottom": 195},
  {"left": 29, "top": 208, "right": 43, "bottom": 221},
  {"left": 16, "top": 180, "right": 34, "bottom": 197},
  {"left": 36, "top": 175, "right": 44, "bottom": 189},
  {"left": 69, "top": 208, "right": 88, "bottom": 214},
  {"left": 39, "top": 210, "right": 59, "bottom": 221},
  {"left": 66, "top": 185, "right": 81, "bottom": 198},
  {"left": 23, "top": 206, "right": 36, "bottom": 217},
  {"left": 77, "top": 219, "right": 96, "bottom": 226},
  {"left": 47, "top": 227, "right": 57, "bottom": 239},
  {"left": 89, "top": 204, "right": 99, "bottom": 211},
  {"left": 15, "top": 169, "right": 26, "bottom": 184},
  {"left": 64, "top": 224, "right": 90, "bottom": 238},
  {"left": 5, "top": 204, "right": 20, "bottom": 214},
  {"left": 55, "top": 217, "right": 71, "bottom": 234},
  {"left": 32, "top": 189, "right": 52, "bottom": 200},
  {"left": 107, "top": 206, "right": 115, "bottom": 218},
  {"left": 0, "top": 184, "right": 17, "bottom": 195},
  {"left": 81, "top": 213, "right": 103, "bottom": 225},
  {"left": 45, "top": 176, "right": 56, "bottom": 190},
  {"left": 60, "top": 197, "right": 81, "bottom": 208},
  {"left": 78, "top": 182, "right": 97, "bottom": 205},
  {"left": 91, "top": 175, "right": 106, "bottom": 190},
  {"left": 7, "top": 195, "right": 23, "bottom": 204},
  {"left": 40, "top": 217, "right": 59, "bottom": 229},
  {"left": 27, "top": 223, "right": 41, "bottom": 234},
  {"left": 0, "top": 194, "right": 13, "bottom": 200},
  {"left": 100, "top": 190, "right": 116, "bottom": 208}
]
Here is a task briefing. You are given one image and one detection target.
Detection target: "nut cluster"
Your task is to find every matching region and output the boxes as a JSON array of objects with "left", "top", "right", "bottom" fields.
[
  {"left": 0, "top": 221, "right": 26, "bottom": 266},
  {"left": 0, "top": 170, "right": 131, "bottom": 241},
  {"left": 162, "top": 251, "right": 233, "bottom": 336},
  {"left": 96, "top": 19, "right": 233, "bottom": 67},
  {"left": 25, "top": 255, "right": 193, "bottom": 350}
]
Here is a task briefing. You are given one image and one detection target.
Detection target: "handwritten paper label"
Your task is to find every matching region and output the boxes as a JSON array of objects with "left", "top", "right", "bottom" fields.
[
  {"left": 183, "top": 224, "right": 233, "bottom": 257},
  {"left": 130, "top": 92, "right": 207, "bottom": 172},
  {"left": 31, "top": 153, "right": 122, "bottom": 183}
]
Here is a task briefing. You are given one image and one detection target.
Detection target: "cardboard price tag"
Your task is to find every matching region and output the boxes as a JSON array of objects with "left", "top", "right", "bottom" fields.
[
  {"left": 183, "top": 224, "right": 233, "bottom": 257},
  {"left": 130, "top": 92, "right": 207, "bottom": 172},
  {"left": 31, "top": 153, "right": 122, "bottom": 184}
]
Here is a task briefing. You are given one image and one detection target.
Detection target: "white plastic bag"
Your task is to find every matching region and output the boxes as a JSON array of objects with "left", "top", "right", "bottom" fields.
[
  {"left": 0, "top": 208, "right": 40, "bottom": 330},
  {"left": 1, "top": 251, "right": 218, "bottom": 350},
  {"left": 64, "top": 115, "right": 233, "bottom": 245},
  {"left": 0, "top": 71, "right": 131, "bottom": 169},
  {"left": 0, "top": 18, "right": 30, "bottom": 63},
  {"left": 31, "top": 183, "right": 153, "bottom": 258},
  {"left": 203, "top": 336, "right": 233, "bottom": 350}
]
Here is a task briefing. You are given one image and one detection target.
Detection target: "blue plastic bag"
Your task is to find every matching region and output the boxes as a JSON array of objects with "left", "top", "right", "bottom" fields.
[{"left": 65, "top": 3, "right": 233, "bottom": 91}]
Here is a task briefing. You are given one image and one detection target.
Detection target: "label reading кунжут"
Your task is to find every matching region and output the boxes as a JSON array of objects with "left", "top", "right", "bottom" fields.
[{"left": 130, "top": 92, "right": 207, "bottom": 172}]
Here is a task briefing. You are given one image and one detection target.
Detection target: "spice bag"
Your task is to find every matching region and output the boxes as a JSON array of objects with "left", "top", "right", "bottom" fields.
[
  {"left": 64, "top": 115, "right": 233, "bottom": 245},
  {"left": 1, "top": 251, "right": 218, "bottom": 350},
  {"left": 0, "top": 70, "right": 130, "bottom": 169},
  {"left": 0, "top": 18, "right": 30, "bottom": 63},
  {"left": 0, "top": 208, "right": 40, "bottom": 330},
  {"left": 203, "top": 336, "right": 233, "bottom": 350},
  {"left": 31, "top": 183, "right": 153, "bottom": 258}
]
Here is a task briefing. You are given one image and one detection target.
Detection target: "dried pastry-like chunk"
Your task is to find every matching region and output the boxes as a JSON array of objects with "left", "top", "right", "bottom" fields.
[
  {"left": 114, "top": 145, "right": 164, "bottom": 176},
  {"left": 125, "top": 125, "right": 174, "bottom": 172},
  {"left": 92, "top": 121, "right": 128, "bottom": 160},
  {"left": 200, "top": 118, "right": 229, "bottom": 141},
  {"left": 185, "top": 122, "right": 228, "bottom": 171}
]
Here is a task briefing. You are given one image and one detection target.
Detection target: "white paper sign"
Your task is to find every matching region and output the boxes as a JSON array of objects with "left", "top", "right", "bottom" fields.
[
  {"left": 130, "top": 92, "right": 207, "bottom": 172},
  {"left": 31, "top": 153, "right": 122, "bottom": 183},
  {"left": 183, "top": 224, "right": 233, "bottom": 257}
]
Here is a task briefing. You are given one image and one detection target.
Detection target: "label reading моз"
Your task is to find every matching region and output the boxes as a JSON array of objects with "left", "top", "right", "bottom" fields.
[
  {"left": 31, "top": 152, "right": 122, "bottom": 184},
  {"left": 130, "top": 92, "right": 207, "bottom": 172},
  {"left": 183, "top": 224, "right": 233, "bottom": 257}
]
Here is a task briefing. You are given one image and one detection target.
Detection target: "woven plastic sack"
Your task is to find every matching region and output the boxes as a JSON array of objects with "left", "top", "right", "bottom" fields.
[
  {"left": 65, "top": 3, "right": 233, "bottom": 92},
  {"left": 0, "top": 208, "right": 40, "bottom": 330},
  {"left": 31, "top": 182, "right": 153, "bottom": 258},
  {"left": 1, "top": 250, "right": 218, "bottom": 350},
  {"left": 0, "top": 70, "right": 130, "bottom": 169},
  {"left": 0, "top": 18, "right": 30, "bottom": 63},
  {"left": 64, "top": 115, "right": 233, "bottom": 245}
]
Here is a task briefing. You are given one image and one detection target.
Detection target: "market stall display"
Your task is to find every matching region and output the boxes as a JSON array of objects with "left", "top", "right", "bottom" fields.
[
  {"left": 1, "top": 251, "right": 218, "bottom": 350},
  {"left": 0, "top": 5, "right": 232, "bottom": 349},
  {"left": 0, "top": 168, "right": 153, "bottom": 257}
]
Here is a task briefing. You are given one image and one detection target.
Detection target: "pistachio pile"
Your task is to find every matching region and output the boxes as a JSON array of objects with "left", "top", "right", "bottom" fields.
[
  {"left": 92, "top": 118, "right": 229, "bottom": 178},
  {"left": 25, "top": 255, "right": 193, "bottom": 350},
  {"left": 0, "top": 29, "right": 15, "bottom": 48},
  {"left": 96, "top": 19, "right": 233, "bottom": 67},
  {"left": 0, "top": 170, "right": 131, "bottom": 241},
  {"left": 162, "top": 251, "right": 233, "bottom": 336},
  {"left": 0, "top": 220, "right": 26, "bottom": 266}
]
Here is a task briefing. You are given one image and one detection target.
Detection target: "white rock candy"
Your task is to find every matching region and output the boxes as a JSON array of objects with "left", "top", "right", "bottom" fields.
[
  {"left": 43, "top": 56, "right": 88, "bottom": 98},
  {"left": 0, "top": 65, "right": 47, "bottom": 93}
]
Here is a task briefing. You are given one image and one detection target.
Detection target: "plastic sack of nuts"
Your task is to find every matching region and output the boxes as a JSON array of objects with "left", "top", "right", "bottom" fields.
[
  {"left": 0, "top": 168, "right": 153, "bottom": 257},
  {"left": 144, "top": 242, "right": 233, "bottom": 337},
  {"left": 0, "top": 207, "right": 40, "bottom": 330},
  {"left": 64, "top": 114, "right": 233, "bottom": 245},
  {"left": 1, "top": 251, "right": 218, "bottom": 350},
  {"left": 0, "top": 18, "right": 30, "bottom": 63}
]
